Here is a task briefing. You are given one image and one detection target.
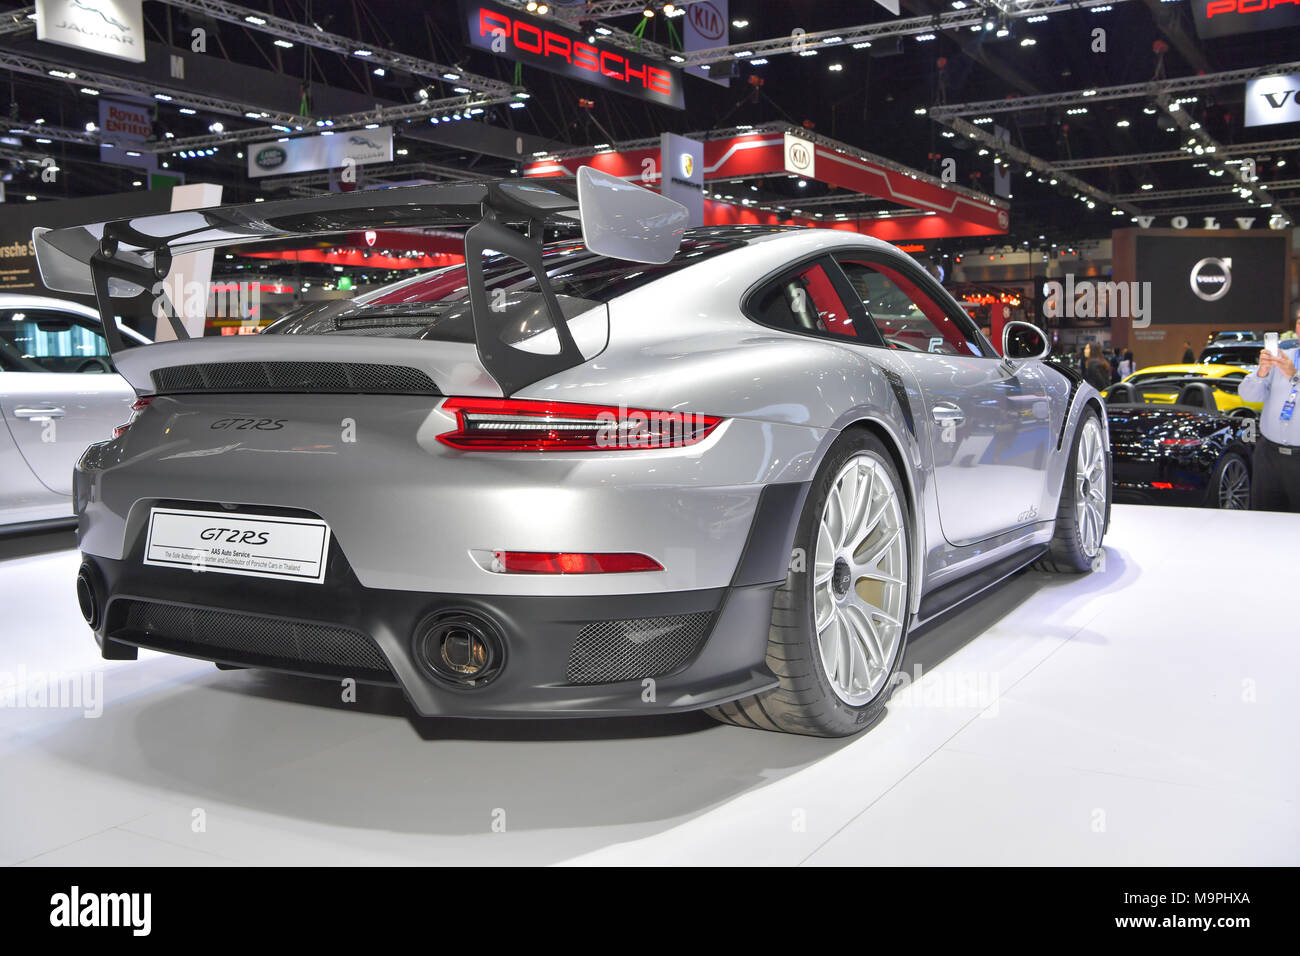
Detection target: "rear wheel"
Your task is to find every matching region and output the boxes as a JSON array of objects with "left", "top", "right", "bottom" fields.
[
  {"left": 1209, "top": 452, "right": 1250, "bottom": 509},
  {"left": 1034, "top": 408, "right": 1108, "bottom": 573},
  {"left": 706, "top": 431, "right": 911, "bottom": 737}
]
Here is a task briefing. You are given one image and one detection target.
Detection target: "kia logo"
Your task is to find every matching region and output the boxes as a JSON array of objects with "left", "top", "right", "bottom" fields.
[
  {"left": 1190, "top": 257, "right": 1232, "bottom": 302},
  {"left": 688, "top": 1, "right": 726, "bottom": 41},
  {"left": 254, "top": 146, "right": 287, "bottom": 169},
  {"left": 788, "top": 143, "right": 812, "bottom": 171}
]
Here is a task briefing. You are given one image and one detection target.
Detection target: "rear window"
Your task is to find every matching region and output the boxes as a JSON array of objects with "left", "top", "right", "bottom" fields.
[{"left": 264, "top": 238, "right": 744, "bottom": 342}]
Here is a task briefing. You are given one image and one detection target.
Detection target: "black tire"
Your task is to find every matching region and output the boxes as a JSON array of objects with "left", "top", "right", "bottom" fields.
[
  {"left": 1034, "top": 406, "right": 1108, "bottom": 573},
  {"left": 706, "top": 430, "right": 912, "bottom": 737},
  {"left": 1206, "top": 452, "right": 1250, "bottom": 510}
]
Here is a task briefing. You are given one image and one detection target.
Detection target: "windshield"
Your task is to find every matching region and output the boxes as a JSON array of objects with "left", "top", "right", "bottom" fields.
[
  {"left": 1199, "top": 346, "right": 1260, "bottom": 365},
  {"left": 264, "top": 237, "right": 745, "bottom": 343}
]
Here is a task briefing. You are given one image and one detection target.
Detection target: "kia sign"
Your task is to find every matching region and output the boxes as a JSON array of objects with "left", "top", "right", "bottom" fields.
[
  {"left": 1192, "top": 0, "right": 1300, "bottom": 39},
  {"left": 1244, "top": 73, "right": 1300, "bottom": 127},
  {"left": 247, "top": 128, "right": 393, "bottom": 178},
  {"left": 784, "top": 133, "right": 816, "bottom": 178},
  {"left": 462, "top": 0, "right": 684, "bottom": 110},
  {"left": 684, "top": 0, "right": 729, "bottom": 87},
  {"left": 36, "top": 0, "right": 145, "bottom": 63}
]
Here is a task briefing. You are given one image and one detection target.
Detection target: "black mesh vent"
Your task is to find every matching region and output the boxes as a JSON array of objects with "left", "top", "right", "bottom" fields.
[
  {"left": 112, "top": 600, "right": 394, "bottom": 682},
  {"left": 151, "top": 362, "right": 440, "bottom": 395},
  {"left": 565, "top": 612, "right": 712, "bottom": 685}
]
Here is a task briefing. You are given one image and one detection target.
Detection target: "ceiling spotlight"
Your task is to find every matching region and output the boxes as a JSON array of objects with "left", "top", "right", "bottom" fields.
[
  {"left": 829, "top": 63, "right": 843, "bottom": 71},
  {"left": 526, "top": 1, "right": 538, "bottom": 10},
  {"left": 415, "top": 87, "right": 431, "bottom": 102},
  {"left": 274, "top": 39, "right": 293, "bottom": 49},
  {"left": 1115, "top": 119, "right": 1130, "bottom": 128},
  {"left": 733, "top": 19, "right": 749, "bottom": 28},
  {"left": 84, "top": 121, "right": 97, "bottom": 132},
  {"left": 643, "top": 6, "right": 654, "bottom": 17},
  {"left": 537, "top": 2, "right": 549, "bottom": 12},
  {"left": 1020, "top": 37, "right": 1036, "bottom": 47},
  {"left": 663, "top": 2, "right": 676, "bottom": 14}
]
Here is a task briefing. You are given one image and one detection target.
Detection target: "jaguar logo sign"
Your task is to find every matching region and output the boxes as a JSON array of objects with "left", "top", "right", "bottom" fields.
[
  {"left": 254, "top": 146, "right": 287, "bottom": 170},
  {"left": 1190, "top": 257, "right": 1232, "bottom": 302},
  {"left": 36, "top": 0, "right": 145, "bottom": 63}
]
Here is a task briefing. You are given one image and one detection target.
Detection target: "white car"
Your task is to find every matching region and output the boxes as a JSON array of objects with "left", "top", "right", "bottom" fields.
[{"left": 0, "top": 293, "right": 150, "bottom": 532}]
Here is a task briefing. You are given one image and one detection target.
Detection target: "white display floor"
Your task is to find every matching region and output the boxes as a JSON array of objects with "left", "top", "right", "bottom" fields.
[{"left": 1, "top": 504, "right": 1295, "bottom": 866}]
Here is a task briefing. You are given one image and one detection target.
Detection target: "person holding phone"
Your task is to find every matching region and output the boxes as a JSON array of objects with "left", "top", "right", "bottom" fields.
[{"left": 1239, "top": 306, "right": 1300, "bottom": 511}]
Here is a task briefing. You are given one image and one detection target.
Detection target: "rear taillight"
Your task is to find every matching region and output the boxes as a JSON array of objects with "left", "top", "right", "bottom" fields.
[
  {"left": 437, "top": 397, "right": 722, "bottom": 451},
  {"left": 490, "top": 551, "right": 663, "bottom": 574},
  {"left": 1159, "top": 438, "right": 1202, "bottom": 447},
  {"left": 112, "top": 397, "right": 153, "bottom": 439}
]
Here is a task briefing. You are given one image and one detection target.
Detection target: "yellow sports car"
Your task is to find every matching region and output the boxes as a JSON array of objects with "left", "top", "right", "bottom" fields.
[{"left": 1116, "top": 363, "right": 1261, "bottom": 417}]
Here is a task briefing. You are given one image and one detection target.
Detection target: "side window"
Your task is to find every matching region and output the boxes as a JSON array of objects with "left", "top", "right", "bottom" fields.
[
  {"left": 749, "top": 260, "right": 859, "bottom": 341},
  {"left": 0, "top": 309, "right": 114, "bottom": 373},
  {"left": 836, "top": 258, "right": 985, "bottom": 358}
]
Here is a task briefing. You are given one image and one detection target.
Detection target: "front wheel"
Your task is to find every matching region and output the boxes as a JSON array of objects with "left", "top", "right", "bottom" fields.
[
  {"left": 706, "top": 431, "right": 912, "bottom": 737},
  {"left": 1034, "top": 408, "right": 1108, "bottom": 573}
]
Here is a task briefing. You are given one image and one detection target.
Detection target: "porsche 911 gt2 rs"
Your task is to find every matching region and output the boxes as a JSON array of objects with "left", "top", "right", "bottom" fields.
[{"left": 36, "top": 167, "right": 1109, "bottom": 737}]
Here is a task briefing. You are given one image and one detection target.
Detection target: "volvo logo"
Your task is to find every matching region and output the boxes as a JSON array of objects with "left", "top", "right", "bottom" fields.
[{"left": 1189, "top": 257, "right": 1232, "bottom": 302}]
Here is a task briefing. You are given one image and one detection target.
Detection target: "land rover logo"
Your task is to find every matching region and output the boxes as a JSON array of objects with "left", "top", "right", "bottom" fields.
[
  {"left": 1190, "top": 256, "right": 1232, "bottom": 302},
  {"left": 255, "top": 146, "right": 287, "bottom": 169}
]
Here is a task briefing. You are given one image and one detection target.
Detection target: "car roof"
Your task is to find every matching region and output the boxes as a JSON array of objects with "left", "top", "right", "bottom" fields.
[{"left": 0, "top": 292, "right": 151, "bottom": 344}]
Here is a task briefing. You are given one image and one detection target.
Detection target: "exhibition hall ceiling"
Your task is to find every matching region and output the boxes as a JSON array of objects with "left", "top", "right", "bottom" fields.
[{"left": 0, "top": 0, "right": 1296, "bottom": 247}]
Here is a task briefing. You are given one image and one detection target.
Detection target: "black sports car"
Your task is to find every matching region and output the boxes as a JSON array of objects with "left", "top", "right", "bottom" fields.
[{"left": 1105, "top": 380, "right": 1254, "bottom": 509}]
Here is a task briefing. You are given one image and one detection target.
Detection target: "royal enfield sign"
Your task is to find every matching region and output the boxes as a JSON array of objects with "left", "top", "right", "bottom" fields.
[
  {"left": 462, "top": 0, "right": 684, "bottom": 110},
  {"left": 1192, "top": 0, "right": 1300, "bottom": 39},
  {"left": 784, "top": 133, "right": 816, "bottom": 179},
  {"left": 35, "top": 0, "right": 145, "bottom": 64},
  {"left": 99, "top": 99, "right": 156, "bottom": 170},
  {"left": 247, "top": 127, "right": 393, "bottom": 179},
  {"left": 1244, "top": 73, "right": 1300, "bottom": 127}
]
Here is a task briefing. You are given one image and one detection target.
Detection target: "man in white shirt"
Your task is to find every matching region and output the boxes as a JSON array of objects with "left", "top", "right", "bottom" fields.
[{"left": 1239, "top": 306, "right": 1300, "bottom": 512}]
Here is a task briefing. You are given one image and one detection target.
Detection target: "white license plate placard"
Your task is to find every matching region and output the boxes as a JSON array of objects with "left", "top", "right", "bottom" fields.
[{"left": 143, "top": 508, "right": 331, "bottom": 584}]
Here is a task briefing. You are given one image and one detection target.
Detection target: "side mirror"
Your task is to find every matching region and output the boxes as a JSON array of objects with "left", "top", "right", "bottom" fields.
[
  {"left": 575, "top": 165, "right": 689, "bottom": 265},
  {"left": 1002, "top": 321, "right": 1051, "bottom": 361}
]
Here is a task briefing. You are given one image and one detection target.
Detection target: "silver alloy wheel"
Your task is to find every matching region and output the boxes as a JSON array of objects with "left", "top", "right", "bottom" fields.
[
  {"left": 813, "top": 453, "right": 908, "bottom": 705},
  {"left": 1075, "top": 416, "right": 1107, "bottom": 558},
  {"left": 1217, "top": 457, "right": 1250, "bottom": 509}
]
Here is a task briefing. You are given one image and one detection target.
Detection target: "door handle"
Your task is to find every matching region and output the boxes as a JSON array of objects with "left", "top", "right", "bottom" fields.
[
  {"left": 931, "top": 403, "right": 965, "bottom": 426},
  {"left": 13, "top": 406, "right": 66, "bottom": 421}
]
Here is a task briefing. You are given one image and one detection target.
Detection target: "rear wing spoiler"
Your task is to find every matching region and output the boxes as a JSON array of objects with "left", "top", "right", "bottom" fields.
[{"left": 33, "top": 167, "right": 688, "bottom": 396}]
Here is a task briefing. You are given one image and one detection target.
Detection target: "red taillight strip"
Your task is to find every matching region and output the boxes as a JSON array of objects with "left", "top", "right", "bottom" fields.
[
  {"left": 437, "top": 397, "right": 723, "bottom": 451},
  {"left": 491, "top": 551, "right": 663, "bottom": 574},
  {"left": 112, "top": 397, "right": 154, "bottom": 439}
]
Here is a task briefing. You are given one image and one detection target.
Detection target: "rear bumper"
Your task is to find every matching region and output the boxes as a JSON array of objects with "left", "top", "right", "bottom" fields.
[{"left": 77, "top": 483, "right": 806, "bottom": 718}]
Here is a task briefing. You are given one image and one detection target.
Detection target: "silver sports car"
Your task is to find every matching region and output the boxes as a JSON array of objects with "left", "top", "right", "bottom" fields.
[
  {"left": 0, "top": 293, "right": 150, "bottom": 533},
  {"left": 35, "top": 168, "right": 1109, "bottom": 736}
]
